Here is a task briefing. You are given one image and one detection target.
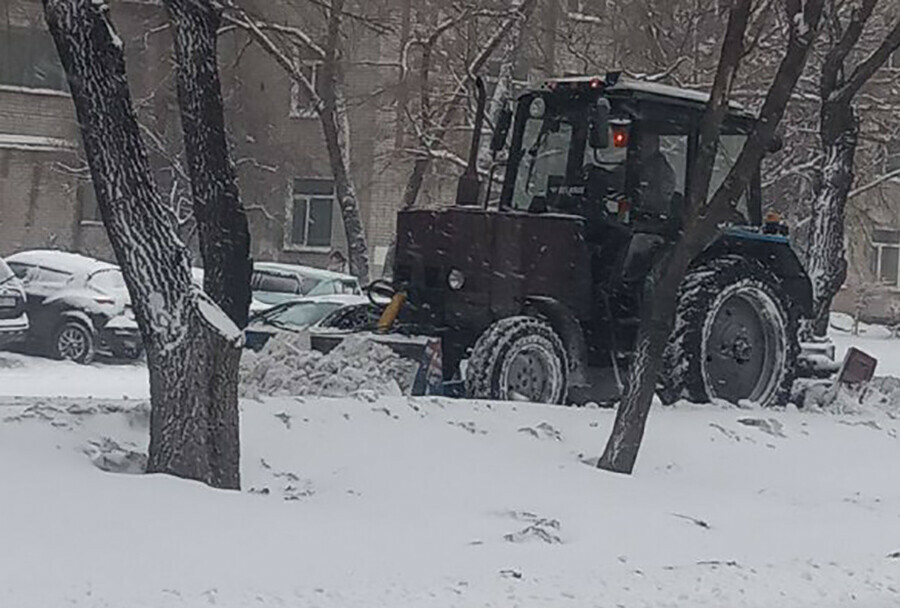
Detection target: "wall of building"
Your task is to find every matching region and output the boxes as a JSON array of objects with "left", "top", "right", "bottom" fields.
[{"left": 1, "top": 0, "right": 415, "bottom": 278}]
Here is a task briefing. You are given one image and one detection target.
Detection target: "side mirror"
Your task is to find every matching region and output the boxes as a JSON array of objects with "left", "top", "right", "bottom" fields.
[
  {"left": 490, "top": 106, "right": 513, "bottom": 152},
  {"left": 589, "top": 98, "right": 611, "bottom": 149},
  {"left": 767, "top": 134, "right": 783, "bottom": 154}
]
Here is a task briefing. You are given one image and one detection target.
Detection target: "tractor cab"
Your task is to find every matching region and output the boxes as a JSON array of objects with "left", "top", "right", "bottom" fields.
[{"left": 494, "top": 72, "right": 761, "bottom": 232}]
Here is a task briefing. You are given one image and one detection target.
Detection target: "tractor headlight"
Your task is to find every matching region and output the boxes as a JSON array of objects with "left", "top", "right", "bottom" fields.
[{"left": 448, "top": 268, "right": 465, "bottom": 290}]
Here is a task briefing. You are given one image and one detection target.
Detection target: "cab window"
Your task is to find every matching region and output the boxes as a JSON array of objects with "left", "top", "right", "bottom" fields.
[{"left": 629, "top": 124, "right": 689, "bottom": 218}]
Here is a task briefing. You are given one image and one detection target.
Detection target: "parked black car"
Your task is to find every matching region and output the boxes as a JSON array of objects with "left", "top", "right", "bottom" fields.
[
  {"left": 4, "top": 250, "right": 141, "bottom": 363},
  {"left": 0, "top": 258, "right": 29, "bottom": 348}
]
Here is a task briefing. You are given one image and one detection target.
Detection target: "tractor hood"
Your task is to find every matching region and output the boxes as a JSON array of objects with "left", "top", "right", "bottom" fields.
[{"left": 393, "top": 208, "right": 592, "bottom": 331}]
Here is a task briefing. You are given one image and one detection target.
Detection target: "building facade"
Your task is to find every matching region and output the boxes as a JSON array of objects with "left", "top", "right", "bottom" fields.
[{"left": 0, "top": 0, "right": 407, "bottom": 277}]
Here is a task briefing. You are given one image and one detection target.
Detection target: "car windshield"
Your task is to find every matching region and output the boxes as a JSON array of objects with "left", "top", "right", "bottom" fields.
[
  {"left": 88, "top": 268, "right": 126, "bottom": 291},
  {"left": 259, "top": 301, "right": 343, "bottom": 328}
]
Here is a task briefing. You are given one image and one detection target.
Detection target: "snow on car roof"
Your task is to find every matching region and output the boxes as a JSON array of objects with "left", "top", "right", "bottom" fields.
[
  {"left": 5, "top": 249, "right": 117, "bottom": 276},
  {"left": 253, "top": 261, "right": 358, "bottom": 283}
]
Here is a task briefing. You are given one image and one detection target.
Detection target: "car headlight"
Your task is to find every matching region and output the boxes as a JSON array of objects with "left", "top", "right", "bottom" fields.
[{"left": 447, "top": 268, "right": 465, "bottom": 290}]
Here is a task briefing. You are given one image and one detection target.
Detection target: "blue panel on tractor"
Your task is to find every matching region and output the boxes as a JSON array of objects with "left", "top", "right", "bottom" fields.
[{"left": 724, "top": 226, "right": 790, "bottom": 244}]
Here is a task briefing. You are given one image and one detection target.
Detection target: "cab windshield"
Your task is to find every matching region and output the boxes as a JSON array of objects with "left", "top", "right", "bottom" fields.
[{"left": 507, "top": 94, "right": 626, "bottom": 212}]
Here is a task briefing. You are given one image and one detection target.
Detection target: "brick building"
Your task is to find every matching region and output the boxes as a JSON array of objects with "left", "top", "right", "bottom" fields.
[{"left": 0, "top": 0, "right": 407, "bottom": 276}]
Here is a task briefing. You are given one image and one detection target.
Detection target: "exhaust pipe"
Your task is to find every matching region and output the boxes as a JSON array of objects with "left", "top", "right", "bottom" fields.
[{"left": 455, "top": 76, "right": 487, "bottom": 206}]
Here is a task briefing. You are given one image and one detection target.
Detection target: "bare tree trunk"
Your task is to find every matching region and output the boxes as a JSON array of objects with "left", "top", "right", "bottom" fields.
[
  {"left": 598, "top": 250, "right": 690, "bottom": 473},
  {"left": 320, "top": 0, "right": 369, "bottom": 283},
  {"left": 43, "top": 0, "right": 239, "bottom": 487},
  {"left": 163, "top": 0, "right": 251, "bottom": 490},
  {"left": 222, "top": 4, "right": 369, "bottom": 284},
  {"left": 598, "top": 0, "right": 825, "bottom": 474},
  {"left": 393, "top": 0, "right": 413, "bottom": 150},
  {"left": 802, "top": 5, "right": 900, "bottom": 337},
  {"left": 476, "top": 15, "right": 524, "bottom": 173},
  {"left": 807, "top": 103, "right": 857, "bottom": 336}
]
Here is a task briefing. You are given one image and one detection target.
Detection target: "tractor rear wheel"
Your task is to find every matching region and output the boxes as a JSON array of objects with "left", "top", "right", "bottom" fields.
[
  {"left": 659, "top": 255, "right": 799, "bottom": 407},
  {"left": 466, "top": 316, "right": 568, "bottom": 404}
]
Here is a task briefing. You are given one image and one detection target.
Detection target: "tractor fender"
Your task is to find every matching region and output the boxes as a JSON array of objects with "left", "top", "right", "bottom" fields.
[
  {"left": 522, "top": 296, "right": 588, "bottom": 387},
  {"left": 703, "top": 228, "right": 813, "bottom": 317}
]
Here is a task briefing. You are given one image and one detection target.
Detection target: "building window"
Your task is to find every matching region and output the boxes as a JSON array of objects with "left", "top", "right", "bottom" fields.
[
  {"left": 78, "top": 179, "right": 102, "bottom": 224},
  {"left": 871, "top": 229, "right": 900, "bottom": 286},
  {"left": 0, "top": 26, "right": 68, "bottom": 91},
  {"left": 285, "top": 178, "right": 334, "bottom": 250},
  {"left": 289, "top": 55, "right": 323, "bottom": 119}
]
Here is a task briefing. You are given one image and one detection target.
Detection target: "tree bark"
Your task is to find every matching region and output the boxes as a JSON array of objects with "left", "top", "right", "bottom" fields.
[
  {"left": 803, "top": 6, "right": 900, "bottom": 337},
  {"left": 476, "top": 13, "right": 525, "bottom": 174},
  {"left": 598, "top": 0, "right": 825, "bottom": 474},
  {"left": 43, "top": 0, "right": 239, "bottom": 488},
  {"left": 320, "top": 0, "right": 370, "bottom": 283},
  {"left": 163, "top": 0, "right": 251, "bottom": 490},
  {"left": 807, "top": 102, "right": 857, "bottom": 336}
]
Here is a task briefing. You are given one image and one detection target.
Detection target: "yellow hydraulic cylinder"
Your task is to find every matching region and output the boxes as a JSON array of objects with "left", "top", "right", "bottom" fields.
[{"left": 377, "top": 291, "right": 407, "bottom": 332}]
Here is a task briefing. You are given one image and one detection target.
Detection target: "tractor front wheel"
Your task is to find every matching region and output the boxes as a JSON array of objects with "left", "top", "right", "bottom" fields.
[
  {"left": 659, "top": 255, "right": 799, "bottom": 407},
  {"left": 466, "top": 316, "right": 568, "bottom": 404}
]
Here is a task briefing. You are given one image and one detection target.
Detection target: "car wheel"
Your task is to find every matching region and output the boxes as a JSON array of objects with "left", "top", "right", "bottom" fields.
[{"left": 53, "top": 321, "right": 95, "bottom": 364}]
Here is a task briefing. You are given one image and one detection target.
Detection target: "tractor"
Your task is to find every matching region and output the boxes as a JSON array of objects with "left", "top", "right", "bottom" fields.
[{"left": 328, "top": 72, "right": 827, "bottom": 407}]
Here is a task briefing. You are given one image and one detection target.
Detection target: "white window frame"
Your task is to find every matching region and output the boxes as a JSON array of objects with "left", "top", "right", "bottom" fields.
[
  {"left": 289, "top": 53, "right": 322, "bottom": 119},
  {"left": 283, "top": 179, "right": 335, "bottom": 252},
  {"left": 872, "top": 229, "right": 900, "bottom": 287}
]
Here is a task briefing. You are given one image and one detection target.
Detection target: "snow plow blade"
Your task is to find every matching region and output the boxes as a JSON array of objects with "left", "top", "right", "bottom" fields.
[{"left": 310, "top": 331, "right": 444, "bottom": 396}]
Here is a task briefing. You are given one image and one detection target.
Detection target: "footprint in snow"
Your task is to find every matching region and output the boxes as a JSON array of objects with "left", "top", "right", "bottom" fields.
[
  {"left": 517, "top": 421, "right": 562, "bottom": 441},
  {"left": 501, "top": 510, "right": 563, "bottom": 544},
  {"left": 737, "top": 417, "right": 786, "bottom": 438}
]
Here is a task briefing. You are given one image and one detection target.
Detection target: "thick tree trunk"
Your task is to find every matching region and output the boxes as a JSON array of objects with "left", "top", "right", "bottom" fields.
[
  {"left": 163, "top": 0, "right": 251, "bottom": 490},
  {"left": 807, "top": 102, "right": 858, "bottom": 336},
  {"left": 321, "top": 0, "right": 370, "bottom": 284},
  {"left": 43, "top": 0, "right": 238, "bottom": 488}
]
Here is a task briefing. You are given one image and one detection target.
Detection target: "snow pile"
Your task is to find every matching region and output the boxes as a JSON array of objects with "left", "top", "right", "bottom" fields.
[
  {"left": 793, "top": 375, "right": 900, "bottom": 415},
  {"left": 239, "top": 333, "right": 421, "bottom": 399}
]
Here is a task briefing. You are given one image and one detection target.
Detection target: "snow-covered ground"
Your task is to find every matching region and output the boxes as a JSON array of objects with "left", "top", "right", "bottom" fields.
[
  {"left": 1, "top": 326, "right": 900, "bottom": 607},
  {"left": 0, "top": 351, "right": 148, "bottom": 399},
  {"left": 830, "top": 313, "right": 900, "bottom": 377}
]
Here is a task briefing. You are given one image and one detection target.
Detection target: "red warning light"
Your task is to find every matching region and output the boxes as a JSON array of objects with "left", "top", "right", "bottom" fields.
[
  {"left": 613, "top": 128, "right": 628, "bottom": 148},
  {"left": 589, "top": 78, "right": 603, "bottom": 89}
]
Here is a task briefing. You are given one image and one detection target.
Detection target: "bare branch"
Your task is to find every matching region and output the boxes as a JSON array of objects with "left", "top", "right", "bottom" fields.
[
  {"left": 848, "top": 166, "right": 900, "bottom": 199},
  {"left": 837, "top": 18, "right": 900, "bottom": 101}
]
